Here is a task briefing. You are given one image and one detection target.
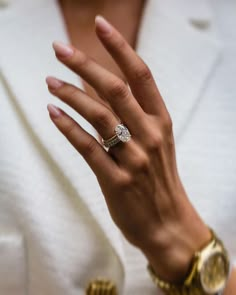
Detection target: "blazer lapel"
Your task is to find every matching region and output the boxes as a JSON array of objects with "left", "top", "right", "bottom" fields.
[
  {"left": 137, "top": 0, "right": 222, "bottom": 141},
  {"left": 0, "top": 0, "right": 221, "bottom": 278},
  {"left": 0, "top": 0, "right": 126, "bottom": 276}
]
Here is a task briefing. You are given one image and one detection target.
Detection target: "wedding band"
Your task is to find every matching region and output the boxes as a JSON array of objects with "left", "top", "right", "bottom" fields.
[{"left": 102, "top": 124, "right": 131, "bottom": 148}]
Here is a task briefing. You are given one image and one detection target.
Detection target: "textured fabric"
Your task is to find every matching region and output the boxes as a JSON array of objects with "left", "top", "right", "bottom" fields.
[
  {"left": 0, "top": 227, "right": 27, "bottom": 295},
  {"left": 0, "top": 0, "right": 235, "bottom": 294}
]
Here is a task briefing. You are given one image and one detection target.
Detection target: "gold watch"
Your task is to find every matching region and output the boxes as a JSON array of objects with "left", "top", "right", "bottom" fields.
[{"left": 147, "top": 227, "right": 231, "bottom": 295}]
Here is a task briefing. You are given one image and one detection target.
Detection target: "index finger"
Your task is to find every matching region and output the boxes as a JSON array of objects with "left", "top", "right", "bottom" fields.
[{"left": 95, "top": 15, "right": 167, "bottom": 115}]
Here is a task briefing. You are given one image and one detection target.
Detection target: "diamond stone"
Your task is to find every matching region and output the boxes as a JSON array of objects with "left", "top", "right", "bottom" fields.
[{"left": 115, "top": 124, "right": 131, "bottom": 142}]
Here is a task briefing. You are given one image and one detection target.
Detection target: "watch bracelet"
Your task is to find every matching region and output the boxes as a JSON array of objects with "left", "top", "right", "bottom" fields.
[
  {"left": 147, "top": 227, "right": 230, "bottom": 295},
  {"left": 147, "top": 263, "right": 209, "bottom": 295}
]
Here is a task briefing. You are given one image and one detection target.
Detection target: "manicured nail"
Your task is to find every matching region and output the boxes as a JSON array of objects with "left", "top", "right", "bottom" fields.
[
  {"left": 47, "top": 104, "right": 62, "bottom": 118},
  {"left": 95, "top": 15, "right": 112, "bottom": 36},
  {"left": 46, "top": 76, "right": 64, "bottom": 90},
  {"left": 52, "top": 41, "right": 74, "bottom": 58}
]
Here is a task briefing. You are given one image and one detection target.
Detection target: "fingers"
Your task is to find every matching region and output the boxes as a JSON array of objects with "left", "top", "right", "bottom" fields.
[
  {"left": 94, "top": 16, "right": 167, "bottom": 115},
  {"left": 46, "top": 103, "right": 118, "bottom": 179},
  {"left": 52, "top": 41, "right": 146, "bottom": 133},
  {"left": 46, "top": 76, "right": 146, "bottom": 166},
  {"left": 46, "top": 76, "right": 119, "bottom": 140}
]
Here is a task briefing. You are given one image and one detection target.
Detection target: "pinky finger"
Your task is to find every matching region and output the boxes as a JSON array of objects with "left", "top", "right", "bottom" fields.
[{"left": 47, "top": 103, "right": 118, "bottom": 179}]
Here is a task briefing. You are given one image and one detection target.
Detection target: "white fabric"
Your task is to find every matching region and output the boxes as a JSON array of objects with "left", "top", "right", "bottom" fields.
[
  {"left": 0, "top": 226, "right": 27, "bottom": 295},
  {"left": 0, "top": 0, "right": 235, "bottom": 294}
]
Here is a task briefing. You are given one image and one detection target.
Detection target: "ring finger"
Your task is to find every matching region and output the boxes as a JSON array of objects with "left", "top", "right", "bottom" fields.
[
  {"left": 46, "top": 76, "right": 120, "bottom": 140},
  {"left": 46, "top": 77, "right": 148, "bottom": 171}
]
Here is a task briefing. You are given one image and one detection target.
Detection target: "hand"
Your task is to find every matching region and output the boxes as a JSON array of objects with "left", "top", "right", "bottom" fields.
[{"left": 46, "top": 16, "right": 211, "bottom": 283}]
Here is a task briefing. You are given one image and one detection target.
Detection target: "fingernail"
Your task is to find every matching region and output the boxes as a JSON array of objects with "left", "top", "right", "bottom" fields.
[
  {"left": 47, "top": 104, "right": 62, "bottom": 118},
  {"left": 46, "top": 76, "right": 64, "bottom": 90},
  {"left": 95, "top": 15, "right": 112, "bottom": 36},
  {"left": 52, "top": 41, "right": 74, "bottom": 58}
]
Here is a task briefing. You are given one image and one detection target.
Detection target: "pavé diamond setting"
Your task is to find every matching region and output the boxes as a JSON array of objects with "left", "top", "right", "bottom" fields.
[{"left": 102, "top": 124, "right": 131, "bottom": 148}]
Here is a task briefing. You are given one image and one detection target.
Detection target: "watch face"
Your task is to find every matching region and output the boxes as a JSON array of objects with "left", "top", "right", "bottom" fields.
[{"left": 200, "top": 252, "right": 229, "bottom": 294}]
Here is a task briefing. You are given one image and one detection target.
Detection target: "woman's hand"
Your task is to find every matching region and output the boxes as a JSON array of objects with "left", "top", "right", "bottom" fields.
[{"left": 46, "top": 16, "right": 211, "bottom": 283}]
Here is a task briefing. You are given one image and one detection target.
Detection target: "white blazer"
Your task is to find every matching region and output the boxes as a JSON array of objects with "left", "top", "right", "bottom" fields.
[{"left": 0, "top": 0, "right": 235, "bottom": 294}]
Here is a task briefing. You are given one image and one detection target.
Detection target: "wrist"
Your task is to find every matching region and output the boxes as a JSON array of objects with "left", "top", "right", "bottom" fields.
[{"left": 141, "top": 213, "right": 212, "bottom": 283}]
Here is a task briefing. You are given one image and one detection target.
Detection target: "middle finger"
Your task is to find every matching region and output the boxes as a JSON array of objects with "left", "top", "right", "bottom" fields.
[{"left": 52, "top": 41, "right": 146, "bottom": 134}]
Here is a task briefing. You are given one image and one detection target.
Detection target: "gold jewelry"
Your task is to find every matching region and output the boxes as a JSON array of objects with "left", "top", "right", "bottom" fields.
[
  {"left": 102, "top": 124, "right": 131, "bottom": 148},
  {"left": 86, "top": 278, "right": 117, "bottom": 295},
  {"left": 147, "top": 227, "right": 230, "bottom": 295}
]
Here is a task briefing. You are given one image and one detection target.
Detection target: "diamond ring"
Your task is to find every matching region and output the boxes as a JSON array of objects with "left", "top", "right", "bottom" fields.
[{"left": 102, "top": 124, "right": 131, "bottom": 148}]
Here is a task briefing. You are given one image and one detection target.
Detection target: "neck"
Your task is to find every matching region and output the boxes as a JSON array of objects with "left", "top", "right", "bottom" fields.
[
  {"left": 58, "top": 0, "right": 145, "bottom": 26},
  {"left": 60, "top": 0, "right": 131, "bottom": 7}
]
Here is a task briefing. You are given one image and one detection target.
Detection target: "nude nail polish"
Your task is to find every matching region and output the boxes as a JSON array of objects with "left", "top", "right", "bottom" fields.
[
  {"left": 95, "top": 15, "right": 112, "bottom": 36},
  {"left": 52, "top": 41, "right": 74, "bottom": 58},
  {"left": 46, "top": 76, "right": 63, "bottom": 90},
  {"left": 47, "top": 104, "right": 61, "bottom": 118}
]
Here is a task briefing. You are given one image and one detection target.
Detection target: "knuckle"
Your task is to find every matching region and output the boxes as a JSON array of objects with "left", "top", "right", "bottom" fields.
[
  {"left": 132, "top": 153, "right": 150, "bottom": 172},
  {"left": 133, "top": 64, "right": 153, "bottom": 82},
  {"left": 147, "top": 133, "right": 164, "bottom": 152},
  {"left": 162, "top": 114, "right": 173, "bottom": 132},
  {"left": 114, "top": 37, "right": 127, "bottom": 51},
  {"left": 64, "top": 85, "right": 78, "bottom": 100},
  {"left": 63, "top": 119, "right": 77, "bottom": 137},
  {"left": 94, "top": 110, "right": 111, "bottom": 129},
  {"left": 115, "top": 172, "right": 133, "bottom": 190},
  {"left": 138, "top": 156, "right": 150, "bottom": 171},
  {"left": 74, "top": 51, "right": 88, "bottom": 67},
  {"left": 108, "top": 79, "right": 128, "bottom": 99},
  {"left": 82, "top": 139, "right": 98, "bottom": 158}
]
